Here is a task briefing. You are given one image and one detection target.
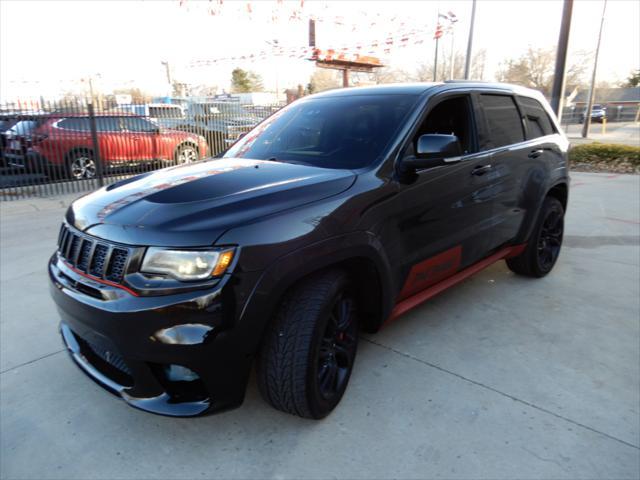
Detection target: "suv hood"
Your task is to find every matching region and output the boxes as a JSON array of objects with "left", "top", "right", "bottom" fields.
[{"left": 67, "top": 158, "right": 356, "bottom": 247}]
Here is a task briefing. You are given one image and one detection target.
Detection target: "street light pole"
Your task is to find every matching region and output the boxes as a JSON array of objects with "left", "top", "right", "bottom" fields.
[
  {"left": 463, "top": 0, "right": 477, "bottom": 79},
  {"left": 581, "top": 0, "right": 607, "bottom": 138}
]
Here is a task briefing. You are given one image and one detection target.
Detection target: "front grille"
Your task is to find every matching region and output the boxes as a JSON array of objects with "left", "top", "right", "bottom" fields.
[
  {"left": 57, "top": 224, "right": 132, "bottom": 283},
  {"left": 106, "top": 248, "right": 128, "bottom": 282}
]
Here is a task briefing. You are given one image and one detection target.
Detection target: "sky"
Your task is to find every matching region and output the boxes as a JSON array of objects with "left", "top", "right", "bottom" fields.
[{"left": 1, "top": 0, "right": 639, "bottom": 101}]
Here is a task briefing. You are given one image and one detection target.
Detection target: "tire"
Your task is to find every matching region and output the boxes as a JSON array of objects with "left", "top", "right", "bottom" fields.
[
  {"left": 66, "top": 150, "right": 96, "bottom": 180},
  {"left": 174, "top": 144, "right": 199, "bottom": 165},
  {"left": 256, "top": 269, "right": 359, "bottom": 419},
  {"left": 506, "top": 196, "right": 564, "bottom": 277}
]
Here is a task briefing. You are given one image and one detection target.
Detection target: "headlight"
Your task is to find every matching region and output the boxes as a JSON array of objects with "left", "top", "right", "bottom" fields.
[{"left": 141, "top": 248, "right": 234, "bottom": 281}]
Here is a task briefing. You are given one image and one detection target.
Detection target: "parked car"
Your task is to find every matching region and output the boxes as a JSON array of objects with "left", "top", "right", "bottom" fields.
[
  {"left": 116, "top": 103, "right": 186, "bottom": 130},
  {"left": 49, "top": 82, "right": 569, "bottom": 418},
  {"left": 3, "top": 114, "right": 208, "bottom": 179},
  {"left": 579, "top": 104, "right": 607, "bottom": 123},
  {"left": 0, "top": 112, "right": 46, "bottom": 167},
  {"left": 177, "top": 101, "right": 260, "bottom": 155}
]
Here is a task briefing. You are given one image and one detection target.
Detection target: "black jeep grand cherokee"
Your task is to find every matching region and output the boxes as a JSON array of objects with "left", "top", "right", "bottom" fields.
[{"left": 50, "top": 82, "right": 568, "bottom": 419}]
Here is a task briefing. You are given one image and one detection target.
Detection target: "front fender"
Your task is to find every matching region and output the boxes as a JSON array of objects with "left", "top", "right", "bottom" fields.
[{"left": 234, "top": 231, "right": 395, "bottom": 355}]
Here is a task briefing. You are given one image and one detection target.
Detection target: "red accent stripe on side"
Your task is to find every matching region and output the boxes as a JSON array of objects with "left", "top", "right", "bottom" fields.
[
  {"left": 385, "top": 243, "right": 527, "bottom": 326},
  {"left": 398, "top": 245, "right": 462, "bottom": 301},
  {"left": 62, "top": 261, "right": 139, "bottom": 297}
]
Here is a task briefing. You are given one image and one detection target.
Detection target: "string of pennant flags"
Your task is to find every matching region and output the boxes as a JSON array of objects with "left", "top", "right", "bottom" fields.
[
  {"left": 187, "top": 22, "right": 458, "bottom": 68},
  {"left": 179, "top": 0, "right": 459, "bottom": 69}
]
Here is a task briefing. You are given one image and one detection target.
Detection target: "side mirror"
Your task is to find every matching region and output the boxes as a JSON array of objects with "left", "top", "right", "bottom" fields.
[{"left": 404, "top": 134, "right": 462, "bottom": 170}]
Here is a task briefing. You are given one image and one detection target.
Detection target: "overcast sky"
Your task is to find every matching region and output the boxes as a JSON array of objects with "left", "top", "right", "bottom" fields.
[{"left": 1, "top": 0, "right": 638, "bottom": 100}]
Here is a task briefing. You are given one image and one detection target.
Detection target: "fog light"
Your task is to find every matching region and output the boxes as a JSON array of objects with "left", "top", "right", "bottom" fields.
[{"left": 164, "top": 364, "right": 200, "bottom": 382}]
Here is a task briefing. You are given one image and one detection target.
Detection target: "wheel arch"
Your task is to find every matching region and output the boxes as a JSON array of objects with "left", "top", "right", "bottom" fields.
[
  {"left": 546, "top": 182, "right": 568, "bottom": 212},
  {"left": 174, "top": 140, "right": 200, "bottom": 159},
  {"left": 515, "top": 178, "right": 569, "bottom": 244},
  {"left": 64, "top": 146, "right": 94, "bottom": 163},
  {"left": 238, "top": 233, "right": 395, "bottom": 356}
]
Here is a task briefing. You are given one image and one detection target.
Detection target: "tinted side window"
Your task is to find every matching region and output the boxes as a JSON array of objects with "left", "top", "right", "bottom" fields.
[
  {"left": 518, "top": 96, "right": 556, "bottom": 139},
  {"left": 479, "top": 94, "right": 524, "bottom": 148},
  {"left": 414, "top": 95, "right": 475, "bottom": 154},
  {"left": 96, "top": 117, "right": 123, "bottom": 132},
  {"left": 57, "top": 118, "right": 91, "bottom": 131},
  {"left": 124, "top": 117, "right": 158, "bottom": 132}
]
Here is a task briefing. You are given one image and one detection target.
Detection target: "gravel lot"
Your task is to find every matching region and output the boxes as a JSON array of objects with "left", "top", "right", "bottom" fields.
[{"left": 1, "top": 171, "right": 639, "bottom": 479}]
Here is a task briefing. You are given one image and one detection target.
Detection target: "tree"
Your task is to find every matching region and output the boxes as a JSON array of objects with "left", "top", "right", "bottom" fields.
[
  {"left": 470, "top": 49, "right": 488, "bottom": 80},
  {"left": 496, "top": 47, "right": 589, "bottom": 97},
  {"left": 230, "top": 68, "right": 264, "bottom": 93},
  {"left": 307, "top": 69, "right": 340, "bottom": 93},
  {"left": 623, "top": 69, "right": 640, "bottom": 87},
  {"left": 368, "top": 67, "right": 411, "bottom": 84}
]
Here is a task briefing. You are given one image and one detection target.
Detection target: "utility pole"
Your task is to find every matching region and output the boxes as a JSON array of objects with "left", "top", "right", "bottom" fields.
[
  {"left": 550, "top": 0, "right": 574, "bottom": 119},
  {"left": 433, "top": 37, "right": 440, "bottom": 81},
  {"left": 433, "top": 12, "right": 443, "bottom": 82},
  {"left": 582, "top": 0, "right": 607, "bottom": 138},
  {"left": 161, "top": 61, "right": 172, "bottom": 84},
  {"left": 463, "top": 0, "right": 477, "bottom": 79},
  {"left": 449, "top": 29, "right": 455, "bottom": 79}
]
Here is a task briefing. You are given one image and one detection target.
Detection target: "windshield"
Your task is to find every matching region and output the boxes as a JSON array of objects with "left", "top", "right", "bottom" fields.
[
  {"left": 223, "top": 94, "right": 418, "bottom": 169},
  {"left": 7, "top": 120, "right": 40, "bottom": 135}
]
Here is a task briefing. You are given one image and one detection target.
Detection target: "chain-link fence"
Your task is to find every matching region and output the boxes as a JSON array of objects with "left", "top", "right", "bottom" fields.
[
  {"left": 0, "top": 96, "right": 284, "bottom": 200},
  {"left": 560, "top": 104, "right": 640, "bottom": 124}
]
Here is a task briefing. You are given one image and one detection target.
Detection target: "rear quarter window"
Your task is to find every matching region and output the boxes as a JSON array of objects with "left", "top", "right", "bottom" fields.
[
  {"left": 518, "top": 96, "right": 556, "bottom": 139},
  {"left": 479, "top": 94, "right": 525, "bottom": 149}
]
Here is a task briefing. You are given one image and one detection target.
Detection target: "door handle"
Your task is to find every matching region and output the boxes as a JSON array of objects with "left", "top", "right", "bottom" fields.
[
  {"left": 471, "top": 164, "right": 492, "bottom": 176},
  {"left": 528, "top": 149, "right": 544, "bottom": 158}
]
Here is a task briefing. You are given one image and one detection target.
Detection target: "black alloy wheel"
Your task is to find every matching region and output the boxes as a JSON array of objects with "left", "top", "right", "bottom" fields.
[
  {"left": 506, "top": 196, "right": 565, "bottom": 277},
  {"left": 317, "top": 294, "right": 358, "bottom": 400},
  {"left": 537, "top": 205, "right": 564, "bottom": 272},
  {"left": 257, "top": 269, "right": 359, "bottom": 419}
]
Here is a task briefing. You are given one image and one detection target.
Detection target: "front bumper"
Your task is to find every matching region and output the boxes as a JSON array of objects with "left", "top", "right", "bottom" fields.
[{"left": 49, "top": 255, "right": 254, "bottom": 417}]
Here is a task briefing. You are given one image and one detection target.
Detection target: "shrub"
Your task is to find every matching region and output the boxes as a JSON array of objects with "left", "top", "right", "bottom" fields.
[{"left": 570, "top": 143, "right": 640, "bottom": 173}]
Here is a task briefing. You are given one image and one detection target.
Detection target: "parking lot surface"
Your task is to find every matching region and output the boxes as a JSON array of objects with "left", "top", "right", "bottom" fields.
[
  {"left": 1, "top": 171, "right": 639, "bottom": 479},
  {"left": 566, "top": 121, "right": 640, "bottom": 146}
]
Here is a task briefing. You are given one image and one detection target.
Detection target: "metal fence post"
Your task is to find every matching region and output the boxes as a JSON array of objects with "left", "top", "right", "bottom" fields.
[{"left": 87, "top": 101, "right": 104, "bottom": 187}]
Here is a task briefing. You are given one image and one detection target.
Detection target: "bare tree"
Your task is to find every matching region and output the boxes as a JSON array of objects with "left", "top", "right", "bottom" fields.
[
  {"left": 496, "top": 47, "right": 589, "bottom": 97},
  {"left": 307, "top": 69, "right": 341, "bottom": 93},
  {"left": 470, "top": 49, "right": 487, "bottom": 80},
  {"left": 413, "top": 63, "right": 435, "bottom": 82},
  {"left": 371, "top": 67, "right": 413, "bottom": 85}
]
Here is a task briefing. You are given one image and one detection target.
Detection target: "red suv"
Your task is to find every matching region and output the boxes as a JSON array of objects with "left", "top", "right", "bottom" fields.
[{"left": 3, "top": 114, "right": 208, "bottom": 179}]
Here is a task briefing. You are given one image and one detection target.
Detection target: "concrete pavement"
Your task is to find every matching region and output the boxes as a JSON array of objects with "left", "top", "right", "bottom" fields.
[{"left": 1, "top": 172, "right": 639, "bottom": 479}]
